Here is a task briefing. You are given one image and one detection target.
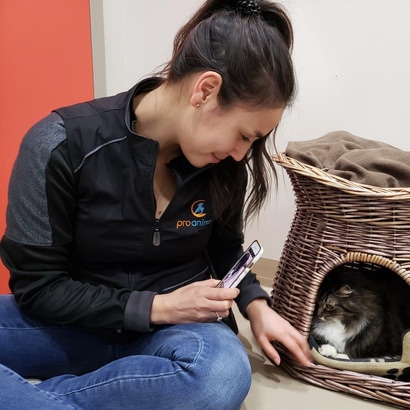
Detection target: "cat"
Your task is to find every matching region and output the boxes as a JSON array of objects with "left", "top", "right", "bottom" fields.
[{"left": 310, "top": 265, "right": 410, "bottom": 359}]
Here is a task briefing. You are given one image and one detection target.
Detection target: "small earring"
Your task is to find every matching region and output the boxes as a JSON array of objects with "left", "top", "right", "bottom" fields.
[{"left": 196, "top": 103, "right": 200, "bottom": 108}]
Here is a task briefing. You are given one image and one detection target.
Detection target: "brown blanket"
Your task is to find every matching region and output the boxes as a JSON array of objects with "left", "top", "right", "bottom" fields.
[{"left": 285, "top": 131, "right": 410, "bottom": 188}]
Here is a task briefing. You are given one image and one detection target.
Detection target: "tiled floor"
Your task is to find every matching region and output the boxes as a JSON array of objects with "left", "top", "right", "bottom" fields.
[{"left": 239, "top": 258, "right": 398, "bottom": 409}]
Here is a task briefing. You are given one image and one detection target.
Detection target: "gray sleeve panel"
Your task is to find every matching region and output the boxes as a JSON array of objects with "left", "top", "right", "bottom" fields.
[{"left": 5, "top": 112, "right": 67, "bottom": 245}]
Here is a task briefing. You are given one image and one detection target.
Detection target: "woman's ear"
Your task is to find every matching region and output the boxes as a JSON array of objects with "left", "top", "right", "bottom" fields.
[{"left": 189, "top": 71, "right": 222, "bottom": 108}]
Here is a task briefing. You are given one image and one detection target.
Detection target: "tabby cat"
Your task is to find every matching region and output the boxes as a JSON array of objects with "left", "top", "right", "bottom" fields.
[{"left": 311, "top": 265, "right": 410, "bottom": 359}]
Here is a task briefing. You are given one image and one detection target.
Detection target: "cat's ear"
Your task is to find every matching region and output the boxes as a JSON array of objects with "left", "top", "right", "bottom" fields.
[{"left": 336, "top": 284, "right": 353, "bottom": 297}]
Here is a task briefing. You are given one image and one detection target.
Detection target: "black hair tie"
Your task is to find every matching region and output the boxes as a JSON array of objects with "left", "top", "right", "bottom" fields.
[{"left": 237, "top": 0, "right": 261, "bottom": 15}]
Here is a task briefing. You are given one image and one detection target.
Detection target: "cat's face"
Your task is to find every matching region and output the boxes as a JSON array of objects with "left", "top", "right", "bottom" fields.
[
  {"left": 316, "top": 284, "right": 362, "bottom": 324},
  {"left": 317, "top": 295, "right": 342, "bottom": 322}
]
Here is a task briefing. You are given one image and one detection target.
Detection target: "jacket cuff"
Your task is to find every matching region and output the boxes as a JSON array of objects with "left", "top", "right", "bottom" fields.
[
  {"left": 236, "top": 284, "right": 272, "bottom": 319},
  {"left": 124, "top": 290, "right": 157, "bottom": 332}
]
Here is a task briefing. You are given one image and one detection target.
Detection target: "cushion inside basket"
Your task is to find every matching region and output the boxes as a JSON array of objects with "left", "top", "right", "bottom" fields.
[{"left": 309, "top": 331, "right": 410, "bottom": 381}]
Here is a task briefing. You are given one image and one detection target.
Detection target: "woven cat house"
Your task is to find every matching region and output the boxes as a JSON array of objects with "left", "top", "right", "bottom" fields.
[{"left": 271, "top": 134, "right": 410, "bottom": 408}]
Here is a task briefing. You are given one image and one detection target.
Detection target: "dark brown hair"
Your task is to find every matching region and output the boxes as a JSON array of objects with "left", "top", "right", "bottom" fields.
[{"left": 162, "top": 0, "right": 295, "bottom": 223}]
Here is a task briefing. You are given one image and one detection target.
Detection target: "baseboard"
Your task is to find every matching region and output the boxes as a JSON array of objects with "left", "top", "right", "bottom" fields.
[{"left": 253, "top": 257, "right": 278, "bottom": 287}]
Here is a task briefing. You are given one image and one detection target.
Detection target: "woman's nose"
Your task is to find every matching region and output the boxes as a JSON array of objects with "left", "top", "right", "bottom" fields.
[{"left": 228, "top": 144, "right": 249, "bottom": 162}]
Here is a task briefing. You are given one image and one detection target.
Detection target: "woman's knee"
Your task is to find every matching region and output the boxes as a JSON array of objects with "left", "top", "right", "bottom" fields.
[
  {"left": 140, "top": 322, "right": 252, "bottom": 408},
  {"left": 183, "top": 323, "right": 252, "bottom": 409}
]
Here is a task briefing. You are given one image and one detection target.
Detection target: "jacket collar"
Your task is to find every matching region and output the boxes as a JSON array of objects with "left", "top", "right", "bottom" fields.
[
  {"left": 124, "top": 77, "right": 215, "bottom": 184},
  {"left": 124, "top": 77, "right": 164, "bottom": 135}
]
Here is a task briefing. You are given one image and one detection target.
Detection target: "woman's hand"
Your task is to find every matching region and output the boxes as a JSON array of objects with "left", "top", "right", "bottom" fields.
[
  {"left": 150, "top": 279, "right": 239, "bottom": 325},
  {"left": 246, "top": 299, "right": 312, "bottom": 367}
]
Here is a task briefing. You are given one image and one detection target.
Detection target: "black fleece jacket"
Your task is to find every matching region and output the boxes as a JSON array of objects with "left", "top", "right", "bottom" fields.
[{"left": 0, "top": 78, "right": 270, "bottom": 340}]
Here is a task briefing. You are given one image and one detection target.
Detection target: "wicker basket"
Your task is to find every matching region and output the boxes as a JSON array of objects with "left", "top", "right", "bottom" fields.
[{"left": 271, "top": 152, "right": 410, "bottom": 408}]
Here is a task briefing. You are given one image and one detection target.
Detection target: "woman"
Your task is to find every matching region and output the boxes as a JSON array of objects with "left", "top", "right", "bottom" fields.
[{"left": 0, "top": 0, "right": 311, "bottom": 408}]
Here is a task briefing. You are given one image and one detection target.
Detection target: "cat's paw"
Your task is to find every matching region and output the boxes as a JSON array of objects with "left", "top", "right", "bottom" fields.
[
  {"left": 318, "top": 344, "right": 350, "bottom": 359},
  {"left": 319, "top": 344, "right": 338, "bottom": 357}
]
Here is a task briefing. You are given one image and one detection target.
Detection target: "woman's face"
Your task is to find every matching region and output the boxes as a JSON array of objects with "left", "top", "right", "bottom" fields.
[{"left": 179, "top": 101, "right": 284, "bottom": 168}]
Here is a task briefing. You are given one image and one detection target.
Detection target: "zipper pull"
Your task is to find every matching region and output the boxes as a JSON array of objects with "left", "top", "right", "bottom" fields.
[{"left": 153, "top": 219, "right": 161, "bottom": 246}]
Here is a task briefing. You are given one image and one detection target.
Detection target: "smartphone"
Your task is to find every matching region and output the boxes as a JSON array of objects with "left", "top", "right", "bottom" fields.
[{"left": 216, "top": 240, "right": 263, "bottom": 288}]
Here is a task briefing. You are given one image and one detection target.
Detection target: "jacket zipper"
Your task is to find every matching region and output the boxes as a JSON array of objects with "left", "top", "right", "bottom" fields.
[{"left": 153, "top": 218, "right": 161, "bottom": 246}]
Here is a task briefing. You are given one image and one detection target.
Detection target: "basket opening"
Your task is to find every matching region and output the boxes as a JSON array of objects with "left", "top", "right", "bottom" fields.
[{"left": 309, "top": 261, "right": 410, "bottom": 380}]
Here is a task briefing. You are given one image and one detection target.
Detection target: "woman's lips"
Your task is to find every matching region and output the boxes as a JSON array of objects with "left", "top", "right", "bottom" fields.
[{"left": 211, "top": 153, "right": 221, "bottom": 163}]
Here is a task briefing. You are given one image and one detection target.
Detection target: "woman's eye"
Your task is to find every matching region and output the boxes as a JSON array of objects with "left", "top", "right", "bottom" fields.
[{"left": 241, "top": 135, "right": 250, "bottom": 143}]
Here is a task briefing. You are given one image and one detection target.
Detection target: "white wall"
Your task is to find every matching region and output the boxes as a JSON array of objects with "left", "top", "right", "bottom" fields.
[
  {"left": 95, "top": 0, "right": 410, "bottom": 260},
  {"left": 99, "top": 0, "right": 203, "bottom": 95}
]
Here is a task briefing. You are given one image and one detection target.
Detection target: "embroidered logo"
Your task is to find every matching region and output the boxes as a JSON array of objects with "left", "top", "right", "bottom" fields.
[
  {"left": 191, "top": 200, "right": 206, "bottom": 218},
  {"left": 176, "top": 200, "right": 212, "bottom": 229}
]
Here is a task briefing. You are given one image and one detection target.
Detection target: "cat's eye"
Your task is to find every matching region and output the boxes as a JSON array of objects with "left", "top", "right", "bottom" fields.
[{"left": 325, "top": 303, "right": 334, "bottom": 311}]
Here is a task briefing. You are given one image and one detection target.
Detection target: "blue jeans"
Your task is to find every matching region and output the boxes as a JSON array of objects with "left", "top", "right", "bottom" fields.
[{"left": 0, "top": 295, "right": 251, "bottom": 409}]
